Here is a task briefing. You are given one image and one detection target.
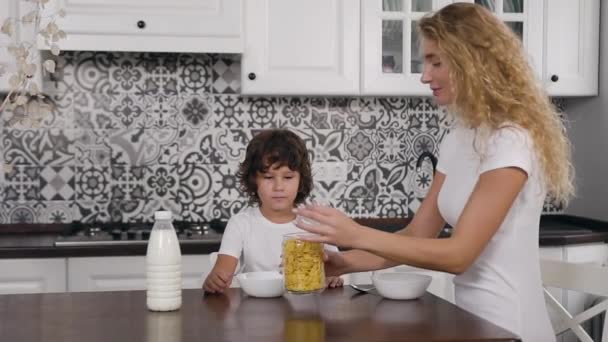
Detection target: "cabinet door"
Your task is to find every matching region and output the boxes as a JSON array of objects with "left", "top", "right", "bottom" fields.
[
  {"left": 362, "top": 0, "right": 469, "bottom": 96},
  {"left": 543, "top": 0, "right": 600, "bottom": 96},
  {"left": 67, "top": 255, "right": 212, "bottom": 292},
  {"left": 473, "top": 0, "right": 543, "bottom": 78},
  {"left": 362, "top": 0, "right": 546, "bottom": 96},
  {"left": 0, "top": 258, "right": 67, "bottom": 294},
  {"left": 43, "top": 0, "right": 242, "bottom": 53},
  {"left": 241, "top": 0, "right": 359, "bottom": 95}
]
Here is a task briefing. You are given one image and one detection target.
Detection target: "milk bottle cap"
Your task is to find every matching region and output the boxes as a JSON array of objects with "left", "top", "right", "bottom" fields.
[{"left": 154, "top": 211, "right": 172, "bottom": 220}]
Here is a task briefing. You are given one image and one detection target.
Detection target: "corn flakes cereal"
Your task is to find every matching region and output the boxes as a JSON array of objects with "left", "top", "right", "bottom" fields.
[{"left": 282, "top": 234, "right": 325, "bottom": 293}]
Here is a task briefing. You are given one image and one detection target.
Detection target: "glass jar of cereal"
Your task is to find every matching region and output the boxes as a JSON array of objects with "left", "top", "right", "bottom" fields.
[{"left": 282, "top": 233, "right": 326, "bottom": 294}]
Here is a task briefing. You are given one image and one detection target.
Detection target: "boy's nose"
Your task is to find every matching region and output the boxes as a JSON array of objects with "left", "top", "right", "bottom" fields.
[{"left": 273, "top": 179, "right": 284, "bottom": 190}]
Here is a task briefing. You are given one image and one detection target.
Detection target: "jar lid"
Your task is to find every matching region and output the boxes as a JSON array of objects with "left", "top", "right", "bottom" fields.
[{"left": 154, "top": 211, "right": 172, "bottom": 220}]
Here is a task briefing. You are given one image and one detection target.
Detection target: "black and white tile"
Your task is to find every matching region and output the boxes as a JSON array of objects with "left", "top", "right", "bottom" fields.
[
  {"left": 212, "top": 95, "right": 248, "bottom": 128},
  {"left": 178, "top": 94, "right": 214, "bottom": 129},
  {"left": 212, "top": 54, "right": 240, "bottom": 94},
  {"left": 5, "top": 165, "right": 40, "bottom": 202},
  {"left": 3, "top": 128, "right": 75, "bottom": 166},
  {"left": 106, "top": 93, "right": 145, "bottom": 129},
  {"left": 109, "top": 54, "right": 145, "bottom": 93},
  {"left": 178, "top": 54, "right": 212, "bottom": 95},
  {"left": 40, "top": 166, "right": 75, "bottom": 201},
  {"left": 0, "top": 52, "right": 566, "bottom": 222},
  {"left": 2, "top": 201, "right": 42, "bottom": 223},
  {"left": 74, "top": 92, "right": 117, "bottom": 130},
  {"left": 73, "top": 129, "right": 112, "bottom": 165},
  {"left": 38, "top": 201, "right": 80, "bottom": 223},
  {"left": 71, "top": 52, "right": 116, "bottom": 94},
  {"left": 110, "top": 165, "right": 146, "bottom": 201},
  {"left": 75, "top": 164, "right": 111, "bottom": 201}
]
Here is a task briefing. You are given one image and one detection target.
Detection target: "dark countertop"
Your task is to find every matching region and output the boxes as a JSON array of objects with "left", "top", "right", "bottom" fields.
[
  {"left": 0, "top": 287, "right": 520, "bottom": 342},
  {"left": 538, "top": 214, "right": 608, "bottom": 246},
  {"left": 0, "top": 233, "right": 221, "bottom": 258},
  {"left": 355, "top": 215, "right": 608, "bottom": 247},
  {"left": 0, "top": 215, "right": 605, "bottom": 258}
]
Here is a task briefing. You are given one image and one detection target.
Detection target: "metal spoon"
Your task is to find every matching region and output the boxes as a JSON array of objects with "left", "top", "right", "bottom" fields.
[{"left": 349, "top": 284, "right": 375, "bottom": 293}]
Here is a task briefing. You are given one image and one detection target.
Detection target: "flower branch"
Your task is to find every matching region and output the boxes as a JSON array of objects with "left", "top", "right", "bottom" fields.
[{"left": 0, "top": 0, "right": 66, "bottom": 125}]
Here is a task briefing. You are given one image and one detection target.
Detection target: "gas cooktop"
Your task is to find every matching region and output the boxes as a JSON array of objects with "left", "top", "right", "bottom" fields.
[{"left": 53, "top": 220, "right": 225, "bottom": 247}]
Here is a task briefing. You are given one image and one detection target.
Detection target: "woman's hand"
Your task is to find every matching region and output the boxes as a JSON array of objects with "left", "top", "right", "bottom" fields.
[{"left": 294, "top": 205, "right": 365, "bottom": 248}]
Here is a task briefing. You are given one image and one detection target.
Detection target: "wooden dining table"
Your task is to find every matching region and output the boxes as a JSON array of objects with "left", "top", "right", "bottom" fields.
[{"left": 0, "top": 287, "right": 520, "bottom": 341}]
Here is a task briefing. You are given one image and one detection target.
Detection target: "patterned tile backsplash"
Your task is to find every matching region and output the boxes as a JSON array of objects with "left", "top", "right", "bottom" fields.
[{"left": 0, "top": 52, "right": 563, "bottom": 224}]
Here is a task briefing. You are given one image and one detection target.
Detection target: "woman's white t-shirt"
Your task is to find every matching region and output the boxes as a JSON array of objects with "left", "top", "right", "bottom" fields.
[
  {"left": 436, "top": 123, "right": 554, "bottom": 342},
  {"left": 219, "top": 207, "right": 338, "bottom": 272}
]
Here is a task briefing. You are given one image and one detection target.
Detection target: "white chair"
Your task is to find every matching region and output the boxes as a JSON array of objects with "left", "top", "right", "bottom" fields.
[
  {"left": 208, "top": 252, "right": 244, "bottom": 288},
  {"left": 540, "top": 259, "right": 608, "bottom": 342}
]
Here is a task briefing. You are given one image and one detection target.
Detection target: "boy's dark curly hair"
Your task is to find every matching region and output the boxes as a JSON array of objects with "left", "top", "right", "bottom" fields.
[{"left": 237, "top": 129, "right": 312, "bottom": 206}]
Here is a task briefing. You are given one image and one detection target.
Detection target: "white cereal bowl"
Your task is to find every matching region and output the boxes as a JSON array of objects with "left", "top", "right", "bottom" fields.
[
  {"left": 236, "top": 271, "right": 284, "bottom": 298},
  {"left": 372, "top": 272, "right": 432, "bottom": 300}
]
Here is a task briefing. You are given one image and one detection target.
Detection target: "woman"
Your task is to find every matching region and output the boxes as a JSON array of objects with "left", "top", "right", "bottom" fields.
[{"left": 294, "top": 3, "right": 573, "bottom": 341}]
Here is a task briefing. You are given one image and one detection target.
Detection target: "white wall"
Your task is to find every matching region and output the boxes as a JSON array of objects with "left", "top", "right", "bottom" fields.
[{"left": 564, "top": 1, "right": 608, "bottom": 220}]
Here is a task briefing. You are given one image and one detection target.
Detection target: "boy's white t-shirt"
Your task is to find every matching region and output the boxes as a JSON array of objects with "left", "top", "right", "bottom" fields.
[
  {"left": 436, "top": 123, "right": 554, "bottom": 342},
  {"left": 218, "top": 207, "right": 338, "bottom": 272}
]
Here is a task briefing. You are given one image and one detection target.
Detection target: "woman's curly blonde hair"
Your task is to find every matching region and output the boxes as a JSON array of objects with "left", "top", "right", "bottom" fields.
[{"left": 418, "top": 3, "right": 574, "bottom": 203}]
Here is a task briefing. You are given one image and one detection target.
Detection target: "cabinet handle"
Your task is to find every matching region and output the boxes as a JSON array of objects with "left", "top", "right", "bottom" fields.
[
  {"left": 550, "top": 75, "right": 559, "bottom": 82},
  {"left": 248, "top": 73, "right": 256, "bottom": 81},
  {"left": 137, "top": 20, "right": 146, "bottom": 29}
]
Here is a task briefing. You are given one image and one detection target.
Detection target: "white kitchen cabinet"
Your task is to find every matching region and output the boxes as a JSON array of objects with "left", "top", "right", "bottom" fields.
[
  {"left": 362, "top": 0, "right": 543, "bottom": 96},
  {"left": 67, "top": 255, "right": 212, "bottom": 292},
  {"left": 41, "top": 0, "right": 242, "bottom": 53},
  {"left": 0, "top": 258, "right": 67, "bottom": 294},
  {"left": 361, "top": 0, "right": 598, "bottom": 97},
  {"left": 241, "top": 0, "right": 360, "bottom": 95},
  {"left": 543, "top": 0, "right": 600, "bottom": 96},
  {"left": 473, "top": 0, "right": 544, "bottom": 78},
  {"left": 362, "top": 0, "right": 465, "bottom": 96},
  {"left": 0, "top": 0, "right": 43, "bottom": 93},
  {"left": 347, "top": 265, "right": 455, "bottom": 303},
  {"left": 540, "top": 243, "right": 608, "bottom": 342}
]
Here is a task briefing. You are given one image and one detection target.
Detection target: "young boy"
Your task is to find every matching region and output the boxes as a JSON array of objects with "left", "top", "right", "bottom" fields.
[{"left": 203, "top": 129, "right": 343, "bottom": 293}]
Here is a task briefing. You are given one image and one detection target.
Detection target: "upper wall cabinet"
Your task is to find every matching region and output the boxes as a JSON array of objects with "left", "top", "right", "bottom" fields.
[
  {"left": 478, "top": 0, "right": 600, "bottom": 96},
  {"left": 241, "top": 0, "right": 360, "bottom": 96},
  {"left": 543, "top": 0, "right": 600, "bottom": 96},
  {"left": 245, "top": 0, "right": 599, "bottom": 97},
  {"left": 41, "top": 0, "right": 243, "bottom": 53},
  {"left": 472, "top": 0, "right": 543, "bottom": 78},
  {"left": 363, "top": 0, "right": 461, "bottom": 96},
  {"left": 362, "top": 0, "right": 543, "bottom": 96}
]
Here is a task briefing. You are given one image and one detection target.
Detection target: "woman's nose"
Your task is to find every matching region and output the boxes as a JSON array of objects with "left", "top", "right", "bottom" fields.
[{"left": 420, "top": 69, "right": 431, "bottom": 84}]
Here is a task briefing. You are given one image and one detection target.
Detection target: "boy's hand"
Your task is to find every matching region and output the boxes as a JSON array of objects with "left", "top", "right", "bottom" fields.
[
  {"left": 323, "top": 250, "right": 350, "bottom": 277},
  {"left": 326, "top": 276, "right": 344, "bottom": 288},
  {"left": 203, "top": 254, "right": 239, "bottom": 294},
  {"left": 203, "top": 271, "right": 233, "bottom": 294}
]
